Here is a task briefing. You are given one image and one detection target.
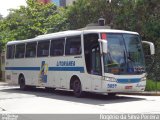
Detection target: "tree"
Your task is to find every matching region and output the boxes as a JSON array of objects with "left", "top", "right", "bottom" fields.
[
  {"left": 0, "top": 0, "right": 68, "bottom": 51},
  {"left": 67, "top": 0, "right": 116, "bottom": 29}
]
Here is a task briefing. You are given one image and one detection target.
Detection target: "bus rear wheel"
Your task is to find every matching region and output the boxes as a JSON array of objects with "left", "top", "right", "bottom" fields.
[
  {"left": 19, "top": 75, "right": 26, "bottom": 90},
  {"left": 73, "top": 79, "right": 84, "bottom": 97}
]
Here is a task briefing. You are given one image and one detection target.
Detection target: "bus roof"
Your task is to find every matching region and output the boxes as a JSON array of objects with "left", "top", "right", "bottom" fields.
[
  {"left": 7, "top": 29, "right": 139, "bottom": 45},
  {"left": 83, "top": 29, "right": 138, "bottom": 34}
]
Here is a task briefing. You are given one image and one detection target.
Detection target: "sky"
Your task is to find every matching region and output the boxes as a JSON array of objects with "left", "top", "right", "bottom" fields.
[
  {"left": 52, "top": 0, "right": 60, "bottom": 6},
  {"left": 0, "top": 0, "right": 27, "bottom": 17}
]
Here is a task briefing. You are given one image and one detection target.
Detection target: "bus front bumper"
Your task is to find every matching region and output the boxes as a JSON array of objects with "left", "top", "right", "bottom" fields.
[{"left": 101, "top": 78, "right": 146, "bottom": 93}]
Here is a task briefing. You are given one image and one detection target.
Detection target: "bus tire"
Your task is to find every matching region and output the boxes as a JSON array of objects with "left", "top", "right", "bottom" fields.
[
  {"left": 19, "top": 75, "right": 26, "bottom": 90},
  {"left": 73, "top": 79, "right": 84, "bottom": 98},
  {"left": 45, "top": 87, "right": 55, "bottom": 92}
]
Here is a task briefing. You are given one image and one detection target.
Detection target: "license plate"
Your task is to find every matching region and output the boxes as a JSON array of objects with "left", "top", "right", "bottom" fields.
[{"left": 125, "top": 86, "right": 132, "bottom": 89}]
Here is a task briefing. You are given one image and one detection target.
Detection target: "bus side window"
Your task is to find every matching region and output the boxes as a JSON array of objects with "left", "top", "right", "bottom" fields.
[
  {"left": 65, "top": 36, "right": 81, "bottom": 55},
  {"left": 50, "top": 39, "right": 65, "bottom": 56},
  {"left": 37, "top": 41, "right": 50, "bottom": 57},
  {"left": 25, "top": 42, "right": 37, "bottom": 58},
  {"left": 15, "top": 44, "right": 25, "bottom": 58},
  {"left": 7, "top": 45, "right": 15, "bottom": 59}
]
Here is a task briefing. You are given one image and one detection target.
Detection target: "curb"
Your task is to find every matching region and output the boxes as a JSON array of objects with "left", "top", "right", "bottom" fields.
[{"left": 120, "top": 91, "right": 160, "bottom": 96}]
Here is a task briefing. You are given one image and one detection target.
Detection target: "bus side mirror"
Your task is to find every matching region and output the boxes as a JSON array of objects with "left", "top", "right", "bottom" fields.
[
  {"left": 98, "top": 39, "right": 108, "bottom": 53},
  {"left": 142, "top": 41, "right": 155, "bottom": 55}
]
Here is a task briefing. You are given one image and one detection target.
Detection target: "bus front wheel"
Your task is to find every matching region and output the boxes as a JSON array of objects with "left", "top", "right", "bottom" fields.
[
  {"left": 73, "top": 79, "right": 84, "bottom": 98},
  {"left": 45, "top": 87, "right": 55, "bottom": 92}
]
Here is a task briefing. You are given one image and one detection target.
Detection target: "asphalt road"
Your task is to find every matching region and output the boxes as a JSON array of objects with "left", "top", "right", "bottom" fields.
[{"left": 0, "top": 82, "right": 160, "bottom": 114}]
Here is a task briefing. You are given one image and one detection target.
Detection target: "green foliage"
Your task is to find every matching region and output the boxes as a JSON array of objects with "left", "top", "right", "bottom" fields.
[
  {"left": 0, "top": 0, "right": 68, "bottom": 51},
  {"left": 67, "top": 0, "right": 160, "bottom": 38},
  {"left": 67, "top": 0, "right": 116, "bottom": 29},
  {"left": 146, "top": 80, "right": 160, "bottom": 91}
]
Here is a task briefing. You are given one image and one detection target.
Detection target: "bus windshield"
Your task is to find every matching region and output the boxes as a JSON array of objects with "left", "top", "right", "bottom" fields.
[{"left": 103, "top": 33, "right": 145, "bottom": 75}]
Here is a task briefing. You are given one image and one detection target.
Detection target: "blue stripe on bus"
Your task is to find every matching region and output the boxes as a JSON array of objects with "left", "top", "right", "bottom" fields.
[
  {"left": 116, "top": 78, "right": 140, "bottom": 84},
  {"left": 5, "top": 66, "right": 85, "bottom": 73},
  {"left": 5, "top": 67, "right": 40, "bottom": 71},
  {"left": 49, "top": 67, "right": 84, "bottom": 73}
]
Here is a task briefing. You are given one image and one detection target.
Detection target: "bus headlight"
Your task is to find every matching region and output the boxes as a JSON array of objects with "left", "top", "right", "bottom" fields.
[
  {"left": 105, "top": 77, "right": 117, "bottom": 82},
  {"left": 140, "top": 77, "right": 146, "bottom": 82}
]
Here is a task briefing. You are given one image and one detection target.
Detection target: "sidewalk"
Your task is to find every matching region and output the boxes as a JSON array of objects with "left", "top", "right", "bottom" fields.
[{"left": 0, "top": 81, "right": 18, "bottom": 90}]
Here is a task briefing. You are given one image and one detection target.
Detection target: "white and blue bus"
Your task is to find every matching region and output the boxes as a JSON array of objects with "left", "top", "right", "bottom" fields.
[{"left": 5, "top": 28, "right": 155, "bottom": 97}]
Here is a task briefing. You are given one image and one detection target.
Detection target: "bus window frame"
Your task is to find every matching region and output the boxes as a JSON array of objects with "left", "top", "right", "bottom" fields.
[
  {"left": 65, "top": 35, "right": 82, "bottom": 56},
  {"left": 50, "top": 38, "right": 65, "bottom": 57},
  {"left": 15, "top": 43, "right": 25, "bottom": 59},
  {"left": 25, "top": 42, "right": 37, "bottom": 58},
  {"left": 37, "top": 40, "right": 50, "bottom": 57}
]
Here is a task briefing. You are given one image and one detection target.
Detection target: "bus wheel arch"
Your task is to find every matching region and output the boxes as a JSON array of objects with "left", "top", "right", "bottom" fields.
[
  {"left": 18, "top": 73, "right": 26, "bottom": 90},
  {"left": 70, "top": 75, "right": 84, "bottom": 97}
]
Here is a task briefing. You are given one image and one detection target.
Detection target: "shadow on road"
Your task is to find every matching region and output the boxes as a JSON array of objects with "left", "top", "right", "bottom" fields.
[{"left": 0, "top": 87, "right": 145, "bottom": 106}]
